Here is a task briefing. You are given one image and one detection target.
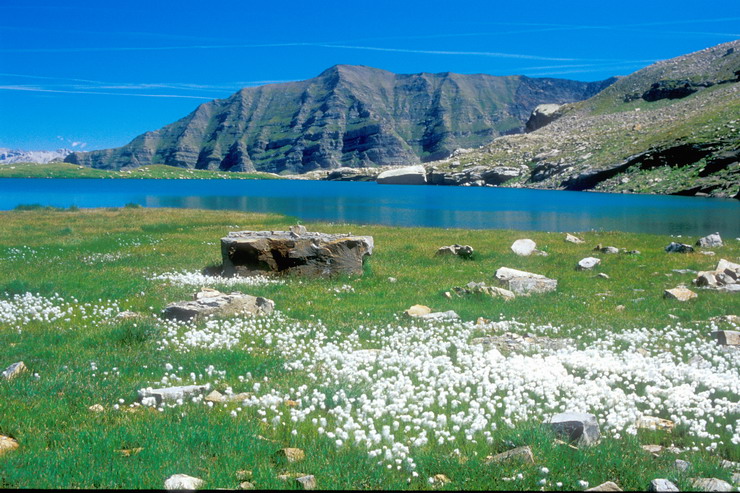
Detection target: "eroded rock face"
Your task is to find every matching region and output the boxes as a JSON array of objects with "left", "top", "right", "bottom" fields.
[{"left": 221, "top": 230, "right": 373, "bottom": 278}]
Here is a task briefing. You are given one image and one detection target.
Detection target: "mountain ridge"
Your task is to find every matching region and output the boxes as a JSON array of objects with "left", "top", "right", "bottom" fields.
[{"left": 65, "top": 66, "right": 615, "bottom": 173}]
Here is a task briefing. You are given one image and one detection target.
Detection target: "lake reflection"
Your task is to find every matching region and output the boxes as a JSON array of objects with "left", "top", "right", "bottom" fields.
[{"left": 1, "top": 178, "right": 738, "bottom": 235}]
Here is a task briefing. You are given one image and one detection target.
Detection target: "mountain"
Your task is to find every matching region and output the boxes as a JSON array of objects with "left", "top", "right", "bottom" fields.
[
  {"left": 422, "top": 40, "right": 740, "bottom": 198},
  {"left": 0, "top": 148, "right": 72, "bottom": 164},
  {"left": 65, "top": 66, "right": 614, "bottom": 173}
]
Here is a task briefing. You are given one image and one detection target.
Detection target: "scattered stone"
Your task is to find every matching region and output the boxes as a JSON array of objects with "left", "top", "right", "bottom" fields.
[
  {"left": 711, "top": 330, "right": 740, "bottom": 346},
  {"left": 376, "top": 165, "right": 427, "bottom": 185},
  {"left": 672, "top": 269, "right": 698, "bottom": 275},
  {"left": 163, "top": 288, "right": 274, "bottom": 322},
  {"left": 116, "top": 310, "right": 142, "bottom": 319},
  {"left": 642, "top": 444, "right": 664, "bottom": 455},
  {"left": 137, "top": 384, "right": 209, "bottom": 406},
  {"left": 585, "top": 481, "right": 622, "bottom": 492},
  {"left": 565, "top": 233, "right": 585, "bottom": 244},
  {"left": 419, "top": 310, "right": 460, "bottom": 321},
  {"left": 2, "top": 361, "right": 27, "bottom": 380},
  {"left": 511, "top": 239, "right": 537, "bottom": 256},
  {"left": 295, "top": 475, "right": 317, "bottom": 490},
  {"left": 696, "top": 232, "right": 723, "bottom": 248},
  {"left": 636, "top": 416, "right": 676, "bottom": 431},
  {"left": 694, "top": 259, "right": 740, "bottom": 291},
  {"left": 665, "top": 242, "right": 695, "bottom": 253},
  {"left": 472, "top": 332, "right": 571, "bottom": 353},
  {"left": 649, "top": 479, "right": 679, "bottom": 492},
  {"left": 88, "top": 404, "right": 105, "bottom": 413},
  {"left": 546, "top": 412, "right": 600, "bottom": 446},
  {"left": 664, "top": 286, "right": 697, "bottom": 301},
  {"left": 674, "top": 459, "right": 692, "bottom": 472},
  {"left": 118, "top": 447, "right": 144, "bottom": 457},
  {"left": 388, "top": 277, "right": 397, "bottom": 283},
  {"left": 285, "top": 399, "right": 299, "bottom": 408},
  {"left": 484, "top": 445, "right": 535, "bottom": 465},
  {"left": 700, "top": 251, "right": 716, "bottom": 256},
  {"left": 221, "top": 230, "right": 373, "bottom": 277},
  {"left": 616, "top": 305, "right": 625, "bottom": 311},
  {"left": 276, "top": 447, "right": 305, "bottom": 463},
  {"left": 277, "top": 472, "right": 305, "bottom": 481},
  {"left": 594, "top": 244, "right": 620, "bottom": 254},
  {"left": 597, "top": 273, "right": 610, "bottom": 279},
  {"left": 236, "top": 470, "right": 253, "bottom": 481},
  {"left": 404, "top": 305, "right": 432, "bottom": 317},
  {"left": 238, "top": 481, "right": 255, "bottom": 490},
  {"left": 453, "top": 281, "right": 516, "bottom": 300},
  {"left": 690, "top": 478, "right": 733, "bottom": 492},
  {"left": 577, "top": 257, "right": 601, "bottom": 270},
  {"left": 164, "top": 474, "right": 205, "bottom": 490},
  {"left": 205, "top": 390, "right": 225, "bottom": 403},
  {"left": 720, "top": 459, "right": 740, "bottom": 470},
  {"left": 431, "top": 474, "right": 452, "bottom": 485},
  {"left": 495, "top": 267, "right": 557, "bottom": 295},
  {"left": 435, "top": 244, "right": 474, "bottom": 259},
  {"left": 0, "top": 435, "right": 19, "bottom": 455}
]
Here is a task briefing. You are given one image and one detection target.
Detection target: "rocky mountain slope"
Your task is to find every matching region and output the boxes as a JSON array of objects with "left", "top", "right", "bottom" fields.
[
  {"left": 0, "top": 148, "right": 71, "bottom": 164},
  {"left": 65, "top": 66, "right": 613, "bottom": 173},
  {"left": 422, "top": 40, "right": 740, "bottom": 198}
]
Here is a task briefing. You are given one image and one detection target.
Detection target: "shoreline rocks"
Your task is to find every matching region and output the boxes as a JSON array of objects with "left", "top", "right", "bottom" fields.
[{"left": 376, "top": 165, "right": 427, "bottom": 185}]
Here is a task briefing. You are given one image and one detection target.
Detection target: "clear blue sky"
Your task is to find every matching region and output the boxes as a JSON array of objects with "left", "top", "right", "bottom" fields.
[{"left": 1, "top": 0, "right": 738, "bottom": 151}]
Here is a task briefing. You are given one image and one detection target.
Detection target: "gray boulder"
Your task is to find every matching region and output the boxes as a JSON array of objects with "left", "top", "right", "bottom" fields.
[
  {"left": 436, "top": 244, "right": 474, "bottom": 259},
  {"left": 511, "top": 239, "right": 537, "bottom": 256},
  {"left": 525, "top": 103, "right": 563, "bottom": 132},
  {"left": 454, "top": 281, "right": 516, "bottom": 301},
  {"left": 696, "top": 232, "right": 723, "bottom": 248},
  {"left": 694, "top": 259, "right": 740, "bottom": 291},
  {"left": 221, "top": 230, "right": 373, "bottom": 277},
  {"left": 164, "top": 474, "right": 205, "bottom": 490},
  {"left": 649, "top": 479, "right": 679, "bottom": 492},
  {"left": 545, "top": 412, "right": 600, "bottom": 446},
  {"left": 495, "top": 267, "right": 557, "bottom": 295},
  {"left": 2, "top": 361, "right": 27, "bottom": 380},
  {"left": 565, "top": 233, "right": 585, "bottom": 244},
  {"left": 711, "top": 330, "right": 740, "bottom": 346},
  {"left": 163, "top": 288, "right": 274, "bottom": 321},
  {"left": 665, "top": 242, "right": 695, "bottom": 253},
  {"left": 376, "top": 165, "right": 427, "bottom": 185},
  {"left": 577, "top": 257, "right": 601, "bottom": 270},
  {"left": 691, "top": 478, "right": 733, "bottom": 492}
]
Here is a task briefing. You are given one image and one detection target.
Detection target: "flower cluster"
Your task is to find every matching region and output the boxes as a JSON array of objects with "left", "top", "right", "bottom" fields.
[{"left": 147, "top": 271, "right": 283, "bottom": 288}]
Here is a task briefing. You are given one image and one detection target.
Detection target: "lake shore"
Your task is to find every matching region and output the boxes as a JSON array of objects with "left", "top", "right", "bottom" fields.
[{"left": 1, "top": 207, "right": 738, "bottom": 489}]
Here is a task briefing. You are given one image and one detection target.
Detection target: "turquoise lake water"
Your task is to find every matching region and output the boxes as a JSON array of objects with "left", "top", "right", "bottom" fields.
[{"left": 1, "top": 178, "right": 738, "bottom": 236}]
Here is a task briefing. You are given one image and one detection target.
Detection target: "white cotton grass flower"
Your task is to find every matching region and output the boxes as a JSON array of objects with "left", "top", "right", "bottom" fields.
[{"left": 147, "top": 270, "right": 283, "bottom": 288}]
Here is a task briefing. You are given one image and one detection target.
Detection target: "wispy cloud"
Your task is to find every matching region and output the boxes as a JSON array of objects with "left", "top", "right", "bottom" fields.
[{"left": 0, "top": 85, "right": 217, "bottom": 99}]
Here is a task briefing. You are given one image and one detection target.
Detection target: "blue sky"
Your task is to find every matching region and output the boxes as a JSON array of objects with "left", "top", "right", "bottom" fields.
[{"left": 1, "top": 0, "right": 739, "bottom": 151}]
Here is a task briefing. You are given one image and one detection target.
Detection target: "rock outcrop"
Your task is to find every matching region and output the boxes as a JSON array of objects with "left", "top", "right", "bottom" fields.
[
  {"left": 525, "top": 103, "right": 563, "bottom": 132},
  {"left": 221, "top": 229, "right": 373, "bottom": 277}
]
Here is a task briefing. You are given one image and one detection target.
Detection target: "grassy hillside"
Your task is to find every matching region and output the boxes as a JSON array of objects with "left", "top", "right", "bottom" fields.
[
  {"left": 1, "top": 208, "right": 738, "bottom": 489},
  {"left": 426, "top": 40, "right": 740, "bottom": 198}
]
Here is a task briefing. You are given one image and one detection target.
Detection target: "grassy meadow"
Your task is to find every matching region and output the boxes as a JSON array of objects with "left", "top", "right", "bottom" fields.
[{"left": 0, "top": 207, "right": 738, "bottom": 490}]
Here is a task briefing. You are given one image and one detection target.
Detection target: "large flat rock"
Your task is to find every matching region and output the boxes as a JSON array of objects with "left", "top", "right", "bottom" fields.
[
  {"left": 221, "top": 230, "right": 373, "bottom": 277},
  {"left": 376, "top": 165, "right": 427, "bottom": 185},
  {"left": 495, "top": 267, "right": 557, "bottom": 295},
  {"left": 163, "top": 289, "right": 274, "bottom": 321}
]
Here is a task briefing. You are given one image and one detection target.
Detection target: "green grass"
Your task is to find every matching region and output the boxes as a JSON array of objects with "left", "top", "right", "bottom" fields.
[
  {"left": 0, "top": 162, "right": 281, "bottom": 180},
  {"left": 0, "top": 208, "right": 738, "bottom": 489}
]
